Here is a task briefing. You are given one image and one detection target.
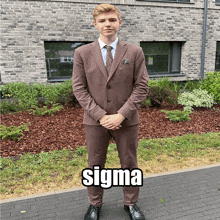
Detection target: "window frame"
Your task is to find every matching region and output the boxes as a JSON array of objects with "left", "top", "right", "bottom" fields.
[
  {"left": 136, "top": 0, "right": 191, "bottom": 3},
  {"left": 140, "top": 41, "right": 184, "bottom": 78},
  {"left": 216, "top": 0, "right": 220, "bottom": 5},
  {"left": 215, "top": 42, "right": 220, "bottom": 71},
  {"left": 44, "top": 41, "right": 91, "bottom": 83}
]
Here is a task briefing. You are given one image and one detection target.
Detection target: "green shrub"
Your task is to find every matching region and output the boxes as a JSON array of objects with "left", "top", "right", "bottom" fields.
[
  {"left": 1, "top": 82, "right": 39, "bottom": 110},
  {"left": 29, "top": 104, "right": 63, "bottom": 116},
  {"left": 148, "top": 77, "right": 185, "bottom": 97},
  {"left": 178, "top": 88, "right": 214, "bottom": 111},
  {"left": 39, "top": 79, "right": 77, "bottom": 105},
  {"left": 0, "top": 100, "right": 21, "bottom": 114},
  {"left": 141, "top": 99, "right": 152, "bottom": 107},
  {"left": 160, "top": 110, "right": 192, "bottom": 122},
  {"left": 183, "top": 78, "right": 203, "bottom": 92},
  {"left": 147, "top": 85, "right": 177, "bottom": 107},
  {"left": 1, "top": 80, "right": 78, "bottom": 112},
  {"left": 39, "top": 83, "right": 61, "bottom": 105},
  {"left": 0, "top": 123, "right": 30, "bottom": 141},
  {"left": 201, "top": 71, "right": 220, "bottom": 103}
]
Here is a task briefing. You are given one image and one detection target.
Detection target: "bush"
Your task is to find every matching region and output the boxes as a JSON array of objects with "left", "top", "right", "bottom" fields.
[
  {"left": 0, "top": 100, "right": 21, "bottom": 114},
  {"left": 39, "top": 83, "right": 61, "bottom": 105},
  {"left": 177, "top": 88, "right": 214, "bottom": 111},
  {"left": 183, "top": 78, "right": 203, "bottom": 92},
  {"left": 201, "top": 71, "right": 220, "bottom": 103},
  {"left": 148, "top": 77, "right": 186, "bottom": 98},
  {"left": 39, "top": 79, "right": 77, "bottom": 106},
  {"left": 29, "top": 104, "right": 63, "bottom": 116},
  {"left": 1, "top": 79, "right": 78, "bottom": 113},
  {"left": 160, "top": 110, "right": 192, "bottom": 122},
  {"left": 1, "top": 82, "right": 39, "bottom": 110},
  {"left": 146, "top": 85, "right": 177, "bottom": 107},
  {"left": 0, "top": 123, "right": 30, "bottom": 141}
]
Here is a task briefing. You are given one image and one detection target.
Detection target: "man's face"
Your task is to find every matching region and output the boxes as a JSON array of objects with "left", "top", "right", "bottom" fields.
[{"left": 93, "top": 11, "right": 122, "bottom": 40}]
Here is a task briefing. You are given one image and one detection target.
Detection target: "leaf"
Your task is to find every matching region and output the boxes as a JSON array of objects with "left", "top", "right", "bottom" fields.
[{"left": 159, "top": 198, "right": 165, "bottom": 203}]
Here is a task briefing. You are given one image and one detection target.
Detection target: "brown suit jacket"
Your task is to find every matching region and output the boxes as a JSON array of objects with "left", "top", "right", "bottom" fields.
[{"left": 72, "top": 39, "right": 149, "bottom": 126}]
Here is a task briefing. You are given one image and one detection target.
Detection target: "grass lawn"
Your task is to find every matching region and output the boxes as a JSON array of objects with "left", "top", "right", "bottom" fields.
[{"left": 0, "top": 132, "right": 220, "bottom": 200}]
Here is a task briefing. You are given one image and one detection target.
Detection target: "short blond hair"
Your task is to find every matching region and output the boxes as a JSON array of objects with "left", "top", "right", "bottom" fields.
[{"left": 93, "top": 4, "right": 121, "bottom": 21}]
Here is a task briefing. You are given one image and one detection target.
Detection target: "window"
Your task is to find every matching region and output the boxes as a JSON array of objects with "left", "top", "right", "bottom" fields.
[
  {"left": 140, "top": 42, "right": 182, "bottom": 77},
  {"left": 216, "top": 0, "right": 220, "bottom": 5},
  {"left": 136, "top": 0, "right": 190, "bottom": 3},
  {"left": 44, "top": 41, "right": 91, "bottom": 82},
  {"left": 216, "top": 42, "right": 220, "bottom": 71}
]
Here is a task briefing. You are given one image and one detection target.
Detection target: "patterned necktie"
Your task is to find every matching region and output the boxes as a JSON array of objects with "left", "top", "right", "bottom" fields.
[{"left": 104, "top": 45, "right": 113, "bottom": 76}]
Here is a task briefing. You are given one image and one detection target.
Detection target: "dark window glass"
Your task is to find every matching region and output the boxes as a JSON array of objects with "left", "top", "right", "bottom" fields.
[
  {"left": 216, "top": 0, "right": 220, "bottom": 4},
  {"left": 141, "top": 42, "right": 182, "bottom": 76},
  {"left": 136, "top": 0, "right": 190, "bottom": 3},
  {"left": 44, "top": 41, "right": 91, "bottom": 81},
  {"left": 216, "top": 42, "right": 220, "bottom": 71}
]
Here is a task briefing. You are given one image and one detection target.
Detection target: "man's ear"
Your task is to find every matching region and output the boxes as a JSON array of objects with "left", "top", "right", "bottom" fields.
[
  {"left": 119, "top": 19, "right": 123, "bottom": 27},
  {"left": 93, "top": 20, "right": 97, "bottom": 28}
]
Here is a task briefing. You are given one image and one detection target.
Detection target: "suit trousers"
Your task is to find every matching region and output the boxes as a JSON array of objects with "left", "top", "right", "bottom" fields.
[{"left": 84, "top": 124, "right": 139, "bottom": 207}]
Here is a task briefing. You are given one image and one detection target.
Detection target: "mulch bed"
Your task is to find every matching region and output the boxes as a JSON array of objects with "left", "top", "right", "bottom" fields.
[{"left": 1, "top": 104, "right": 220, "bottom": 158}]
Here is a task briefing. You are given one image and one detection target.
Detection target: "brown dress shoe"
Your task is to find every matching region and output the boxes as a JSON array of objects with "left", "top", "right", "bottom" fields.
[
  {"left": 84, "top": 205, "right": 101, "bottom": 220},
  {"left": 124, "top": 204, "right": 146, "bottom": 220}
]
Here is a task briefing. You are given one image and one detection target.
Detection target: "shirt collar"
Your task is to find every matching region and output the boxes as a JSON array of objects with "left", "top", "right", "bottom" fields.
[{"left": 98, "top": 38, "right": 118, "bottom": 50}]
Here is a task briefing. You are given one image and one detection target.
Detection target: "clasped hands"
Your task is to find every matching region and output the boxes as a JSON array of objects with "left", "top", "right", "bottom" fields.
[{"left": 99, "top": 113, "right": 125, "bottom": 130}]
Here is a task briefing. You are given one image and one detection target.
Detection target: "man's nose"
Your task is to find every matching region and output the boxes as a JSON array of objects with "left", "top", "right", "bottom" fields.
[{"left": 105, "top": 20, "right": 111, "bottom": 26}]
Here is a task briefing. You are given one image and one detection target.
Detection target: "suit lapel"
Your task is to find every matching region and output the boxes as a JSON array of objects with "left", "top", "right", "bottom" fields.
[
  {"left": 89, "top": 40, "right": 108, "bottom": 80},
  {"left": 107, "top": 40, "right": 127, "bottom": 82}
]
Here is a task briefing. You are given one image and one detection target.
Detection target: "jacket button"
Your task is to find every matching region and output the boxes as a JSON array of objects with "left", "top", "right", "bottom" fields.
[
  {"left": 107, "top": 86, "right": 111, "bottom": 89},
  {"left": 107, "top": 100, "right": 111, "bottom": 103}
]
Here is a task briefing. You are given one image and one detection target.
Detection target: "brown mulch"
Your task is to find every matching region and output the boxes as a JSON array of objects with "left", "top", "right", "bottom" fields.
[{"left": 1, "top": 104, "right": 220, "bottom": 158}]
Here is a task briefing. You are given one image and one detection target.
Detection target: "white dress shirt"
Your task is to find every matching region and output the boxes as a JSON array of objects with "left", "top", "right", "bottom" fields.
[{"left": 98, "top": 38, "right": 118, "bottom": 66}]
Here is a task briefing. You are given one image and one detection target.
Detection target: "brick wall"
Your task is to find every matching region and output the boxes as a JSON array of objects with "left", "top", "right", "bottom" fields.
[{"left": 1, "top": 0, "right": 219, "bottom": 84}]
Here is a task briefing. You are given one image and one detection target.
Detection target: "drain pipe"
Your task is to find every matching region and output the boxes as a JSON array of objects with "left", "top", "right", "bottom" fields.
[{"left": 200, "top": 0, "right": 208, "bottom": 80}]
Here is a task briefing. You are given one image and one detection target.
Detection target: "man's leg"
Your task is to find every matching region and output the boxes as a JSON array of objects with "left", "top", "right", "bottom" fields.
[
  {"left": 84, "top": 125, "right": 111, "bottom": 207},
  {"left": 110, "top": 124, "right": 139, "bottom": 206},
  {"left": 111, "top": 125, "right": 146, "bottom": 220}
]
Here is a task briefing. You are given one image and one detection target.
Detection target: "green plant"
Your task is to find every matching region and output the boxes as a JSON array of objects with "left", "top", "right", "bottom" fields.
[
  {"left": 183, "top": 78, "right": 203, "bottom": 92},
  {"left": 160, "top": 109, "right": 192, "bottom": 122},
  {"left": 39, "top": 83, "right": 60, "bottom": 105},
  {"left": 141, "top": 99, "right": 152, "bottom": 107},
  {"left": 75, "top": 147, "right": 87, "bottom": 156},
  {"left": 1, "top": 80, "right": 77, "bottom": 111},
  {"left": 168, "top": 82, "right": 183, "bottom": 97},
  {"left": 201, "top": 71, "right": 220, "bottom": 103},
  {"left": 39, "top": 79, "right": 77, "bottom": 106},
  {"left": 0, "top": 123, "right": 30, "bottom": 141},
  {"left": 178, "top": 88, "right": 215, "bottom": 111},
  {"left": 148, "top": 77, "right": 172, "bottom": 88},
  {"left": 29, "top": 104, "right": 63, "bottom": 116},
  {"left": 147, "top": 85, "right": 177, "bottom": 107},
  {"left": 60, "top": 79, "right": 77, "bottom": 105},
  {"left": 1, "top": 82, "right": 39, "bottom": 110},
  {"left": 0, "top": 100, "right": 21, "bottom": 114}
]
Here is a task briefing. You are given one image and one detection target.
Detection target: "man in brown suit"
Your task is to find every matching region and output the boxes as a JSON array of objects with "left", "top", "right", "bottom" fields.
[{"left": 72, "top": 4, "right": 149, "bottom": 220}]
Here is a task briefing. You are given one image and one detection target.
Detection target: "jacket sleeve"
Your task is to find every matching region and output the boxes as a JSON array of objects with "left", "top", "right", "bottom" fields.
[
  {"left": 117, "top": 47, "right": 149, "bottom": 120},
  {"left": 72, "top": 49, "right": 107, "bottom": 122}
]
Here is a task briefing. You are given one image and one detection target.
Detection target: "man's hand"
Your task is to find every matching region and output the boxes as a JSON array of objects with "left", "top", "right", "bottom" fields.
[{"left": 99, "top": 113, "right": 125, "bottom": 130}]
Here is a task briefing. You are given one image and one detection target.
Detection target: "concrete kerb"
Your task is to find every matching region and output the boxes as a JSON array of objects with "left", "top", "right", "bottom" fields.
[{"left": 1, "top": 163, "right": 220, "bottom": 204}]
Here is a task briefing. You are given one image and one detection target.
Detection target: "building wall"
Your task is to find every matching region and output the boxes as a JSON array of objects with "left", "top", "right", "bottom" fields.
[{"left": 1, "top": 0, "right": 220, "bottom": 84}]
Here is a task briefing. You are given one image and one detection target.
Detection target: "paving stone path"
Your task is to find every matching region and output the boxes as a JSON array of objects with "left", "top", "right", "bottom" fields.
[{"left": 1, "top": 164, "right": 220, "bottom": 220}]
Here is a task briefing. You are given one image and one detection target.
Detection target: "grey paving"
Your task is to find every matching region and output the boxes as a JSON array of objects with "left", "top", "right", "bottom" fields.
[{"left": 1, "top": 164, "right": 220, "bottom": 220}]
